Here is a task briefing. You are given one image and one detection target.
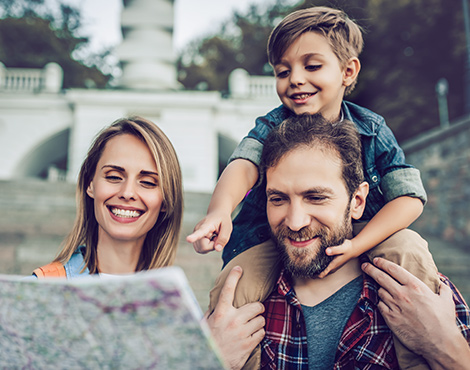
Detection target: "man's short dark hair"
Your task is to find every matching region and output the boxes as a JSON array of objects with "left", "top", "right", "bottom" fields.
[{"left": 260, "top": 114, "right": 364, "bottom": 198}]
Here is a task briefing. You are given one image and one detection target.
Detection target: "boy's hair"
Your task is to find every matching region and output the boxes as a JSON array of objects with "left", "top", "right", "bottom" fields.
[
  {"left": 267, "top": 6, "right": 364, "bottom": 95},
  {"left": 260, "top": 114, "right": 364, "bottom": 198}
]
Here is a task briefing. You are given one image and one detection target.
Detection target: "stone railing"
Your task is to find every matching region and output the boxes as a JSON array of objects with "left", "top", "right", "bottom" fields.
[
  {"left": 228, "top": 68, "right": 276, "bottom": 99},
  {"left": 0, "top": 62, "right": 63, "bottom": 93}
]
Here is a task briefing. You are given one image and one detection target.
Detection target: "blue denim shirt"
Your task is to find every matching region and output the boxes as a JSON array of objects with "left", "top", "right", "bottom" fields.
[
  {"left": 222, "top": 101, "right": 427, "bottom": 266},
  {"left": 30, "top": 246, "right": 90, "bottom": 279}
]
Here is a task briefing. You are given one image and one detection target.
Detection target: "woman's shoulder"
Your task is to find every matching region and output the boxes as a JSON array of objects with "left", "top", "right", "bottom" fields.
[{"left": 64, "top": 246, "right": 90, "bottom": 278}]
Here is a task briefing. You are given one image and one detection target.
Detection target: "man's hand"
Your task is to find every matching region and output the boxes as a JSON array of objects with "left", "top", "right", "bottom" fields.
[
  {"left": 186, "top": 212, "right": 233, "bottom": 253},
  {"left": 318, "top": 239, "right": 357, "bottom": 278},
  {"left": 205, "top": 266, "right": 265, "bottom": 370},
  {"left": 362, "top": 257, "right": 470, "bottom": 369}
]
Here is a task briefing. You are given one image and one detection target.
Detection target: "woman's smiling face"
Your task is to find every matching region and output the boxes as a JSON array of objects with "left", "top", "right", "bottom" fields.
[{"left": 86, "top": 134, "right": 164, "bottom": 247}]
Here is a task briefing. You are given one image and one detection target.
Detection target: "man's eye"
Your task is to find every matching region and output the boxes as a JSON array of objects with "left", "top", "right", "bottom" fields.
[
  {"left": 306, "top": 195, "right": 326, "bottom": 202},
  {"left": 269, "top": 197, "right": 285, "bottom": 205}
]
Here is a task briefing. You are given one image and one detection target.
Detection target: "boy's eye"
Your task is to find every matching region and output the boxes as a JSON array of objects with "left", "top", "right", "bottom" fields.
[
  {"left": 306, "top": 64, "right": 321, "bottom": 71},
  {"left": 276, "top": 70, "right": 289, "bottom": 78}
]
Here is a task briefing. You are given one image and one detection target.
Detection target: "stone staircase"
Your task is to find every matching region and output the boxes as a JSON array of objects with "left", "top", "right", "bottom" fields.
[
  {"left": 1, "top": 180, "right": 469, "bottom": 308},
  {"left": 0, "top": 180, "right": 222, "bottom": 309}
]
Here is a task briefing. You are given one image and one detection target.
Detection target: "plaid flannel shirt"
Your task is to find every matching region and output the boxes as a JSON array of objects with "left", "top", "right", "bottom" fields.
[{"left": 261, "top": 269, "right": 470, "bottom": 369}]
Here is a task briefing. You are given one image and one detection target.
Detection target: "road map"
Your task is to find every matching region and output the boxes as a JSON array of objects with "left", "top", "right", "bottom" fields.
[{"left": 0, "top": 267, "right": 225, "bottom": 369}]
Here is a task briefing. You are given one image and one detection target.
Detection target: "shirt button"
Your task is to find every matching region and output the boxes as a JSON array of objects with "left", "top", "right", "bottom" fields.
[{"left": 371, "top": 175, "right": 378, "bottom": 182}]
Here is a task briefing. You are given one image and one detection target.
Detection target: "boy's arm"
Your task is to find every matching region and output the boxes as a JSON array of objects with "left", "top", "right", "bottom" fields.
[
  {"left": 187, "top": 159, "right": 259, "bottom": 253},
  {"left": 319, "top": 195, "right": 423, "bottom": 277}
]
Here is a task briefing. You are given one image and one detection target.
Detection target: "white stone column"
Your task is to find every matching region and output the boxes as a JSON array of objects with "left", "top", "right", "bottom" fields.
[{"left": 116, "top": 0, "right": 178, "bottom": 90}]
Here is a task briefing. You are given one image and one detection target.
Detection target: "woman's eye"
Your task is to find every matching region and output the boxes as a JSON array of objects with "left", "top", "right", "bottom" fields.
[
  {"left": 105, "top": 175, "right": 122, "bottom": 182},
  {"left": 141, "top": 180, "right": 157, "bottom": 187}
]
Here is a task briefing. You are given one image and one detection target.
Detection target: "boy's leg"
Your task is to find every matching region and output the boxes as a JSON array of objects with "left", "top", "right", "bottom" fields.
[
  {"left": 208, "top": 239, "right": 281, "bottom": 313},
  {"left": 366, "top": 227, "right": 438, "bottom": 370},
  {"left": 208, "top": 239, "right": 280, "bottom": 370}
]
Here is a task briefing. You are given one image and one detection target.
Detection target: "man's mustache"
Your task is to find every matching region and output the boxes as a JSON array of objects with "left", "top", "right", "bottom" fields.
[{"left": 276, "top": 225, "right": 327, "bottom": 242}]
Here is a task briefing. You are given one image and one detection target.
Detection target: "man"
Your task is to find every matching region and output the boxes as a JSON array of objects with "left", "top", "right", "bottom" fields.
[{"left": 207, "top": 114, "right": 470, "bottom": 369}]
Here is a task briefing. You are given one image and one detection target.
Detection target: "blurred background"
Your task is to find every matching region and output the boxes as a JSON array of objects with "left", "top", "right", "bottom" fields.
[{"left": 0, "top": 0, "right": 469, "bottom": 308}]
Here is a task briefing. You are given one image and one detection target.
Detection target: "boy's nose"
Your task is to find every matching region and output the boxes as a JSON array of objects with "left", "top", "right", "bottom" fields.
[{"left": 289, "top": 68, "right": 306, "bottom": 86}]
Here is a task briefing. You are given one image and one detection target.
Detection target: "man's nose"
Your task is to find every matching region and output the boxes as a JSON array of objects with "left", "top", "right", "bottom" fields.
[{"left": 285, "top": 202, "right": 310, "bottom": 231}]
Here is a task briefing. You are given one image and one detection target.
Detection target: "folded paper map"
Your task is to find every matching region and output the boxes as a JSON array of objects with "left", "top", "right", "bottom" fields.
[{"left": 0, "top": 267, "right": 225, "bottom": 369}]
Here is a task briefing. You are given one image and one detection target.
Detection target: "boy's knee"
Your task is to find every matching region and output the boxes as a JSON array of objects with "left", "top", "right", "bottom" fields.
[
  {"left": 368, "top": 228, "right": 430, "bottom": 262},
  {"left": 367, "top": 228, "right": 439, "bottom": 293},
  {"left": 208, "top": 240, "right": 281, "bottom": 312}
]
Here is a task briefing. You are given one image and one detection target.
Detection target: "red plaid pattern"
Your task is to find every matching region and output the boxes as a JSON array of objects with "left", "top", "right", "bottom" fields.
[{"left": 261, "top": 270, "right": 470, "bottom": 369}]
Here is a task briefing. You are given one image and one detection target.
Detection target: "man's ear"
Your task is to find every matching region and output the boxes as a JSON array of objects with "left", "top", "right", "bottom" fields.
[
  {"left": 86, "top": 182, "right": 95, "bottom": 199},
  {"left": 350, "top": 181, "right": 369, "bottom": 220},
  {"left": 343, "top": 57, "right": 361, "bottom": 88}
]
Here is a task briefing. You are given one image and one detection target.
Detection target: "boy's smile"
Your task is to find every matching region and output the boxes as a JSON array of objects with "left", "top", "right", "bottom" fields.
[{"left": 274, "top": 31, "right": 356, "bottom": 120}]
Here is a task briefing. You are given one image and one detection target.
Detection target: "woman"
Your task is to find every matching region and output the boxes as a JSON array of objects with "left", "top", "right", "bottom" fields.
[{"left": 33, "top": 116, "right": 183, "bottom": 278}]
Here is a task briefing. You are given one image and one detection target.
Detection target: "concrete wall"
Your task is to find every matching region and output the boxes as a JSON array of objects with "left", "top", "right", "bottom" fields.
[{"left": 403, "top": 115, "right": 470, "bottom": 246}]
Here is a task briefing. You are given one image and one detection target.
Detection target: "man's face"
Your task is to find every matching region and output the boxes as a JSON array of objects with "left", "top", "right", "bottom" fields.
[{"left": 266, "top": 145, "right": 354, "bottom": 278}]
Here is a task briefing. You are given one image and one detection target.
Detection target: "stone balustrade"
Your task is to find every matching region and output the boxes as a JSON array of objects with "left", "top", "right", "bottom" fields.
[
  {"left": 229, "top": 68, "right": 277, "bottom": 99},
  {"left": 0, "top": 62, "right": 63, "bottom": 93}
]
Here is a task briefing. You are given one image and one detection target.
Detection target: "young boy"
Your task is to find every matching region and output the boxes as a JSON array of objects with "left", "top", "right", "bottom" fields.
[{"left": 188, "top": 6, "right": 439, "bottom": 369}]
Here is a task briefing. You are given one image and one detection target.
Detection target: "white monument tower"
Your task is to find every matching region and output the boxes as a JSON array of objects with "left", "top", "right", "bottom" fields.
[{"left": 115, "top": 0, "right": 179, "bottom": 90}]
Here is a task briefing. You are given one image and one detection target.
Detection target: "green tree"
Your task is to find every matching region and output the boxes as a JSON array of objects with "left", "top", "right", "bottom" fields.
[{"left": 0, "top": 0, "right": 110, "bottom": 88}]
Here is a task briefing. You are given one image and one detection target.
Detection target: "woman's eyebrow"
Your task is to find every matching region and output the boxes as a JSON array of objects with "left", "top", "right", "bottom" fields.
[
  {"left": 140, "top": 170, "right": 159, "bottom": 177},
  {"left": 102, "top": 164, "right": 124, "bottom": 171}
]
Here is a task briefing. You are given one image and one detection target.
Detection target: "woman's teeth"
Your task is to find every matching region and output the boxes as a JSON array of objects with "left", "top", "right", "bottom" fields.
[{"left": 111, "top": 208, "right": 141, "bottom": 218}]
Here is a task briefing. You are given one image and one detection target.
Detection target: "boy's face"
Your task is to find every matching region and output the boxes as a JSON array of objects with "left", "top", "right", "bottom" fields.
[{"left": 273, "top": 31, "right": 350, "bottom": 120}]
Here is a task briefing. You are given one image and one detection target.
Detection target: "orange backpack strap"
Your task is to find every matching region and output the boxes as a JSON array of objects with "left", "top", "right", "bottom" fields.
[{"left": 33, "top": 261, "right": 66, "bottom": 278}]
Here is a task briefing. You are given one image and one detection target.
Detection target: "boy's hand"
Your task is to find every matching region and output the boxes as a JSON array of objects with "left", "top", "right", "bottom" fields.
[
  {"left": 318, "top": 239, "right": 358, "bottom": 278},
  {"left": 186, "top": 212, "right": 233, "bottom": 253}
]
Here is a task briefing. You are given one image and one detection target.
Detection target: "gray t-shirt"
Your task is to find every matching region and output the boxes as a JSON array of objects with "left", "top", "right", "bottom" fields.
[{"left": 301, "top": 275, "right": 363, "bottom": 369}]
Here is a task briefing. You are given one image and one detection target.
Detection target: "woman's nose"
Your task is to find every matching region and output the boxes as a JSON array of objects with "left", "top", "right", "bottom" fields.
[{"left": 119, "top": 180, "right": 136, "bottom": 200}]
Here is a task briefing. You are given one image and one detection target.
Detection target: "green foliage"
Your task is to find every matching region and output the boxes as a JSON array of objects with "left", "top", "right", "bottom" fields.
[
  {"left": 0, "top": 0, "right": 110, "bottom": 88},
  {"left": 177, "top": 0, "right": 466, "bottom": 141}
]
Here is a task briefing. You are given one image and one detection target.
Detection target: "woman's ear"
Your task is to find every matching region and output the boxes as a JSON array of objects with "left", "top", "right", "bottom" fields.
[
  {"left": 343, "top": 57, "right": 361, "bottom": 87},
  {"left": 350, "top": 181, "right": 369, "bottom": 220},
  {"left": 86, "top": 182, "right": 95, "bottom": 199}
]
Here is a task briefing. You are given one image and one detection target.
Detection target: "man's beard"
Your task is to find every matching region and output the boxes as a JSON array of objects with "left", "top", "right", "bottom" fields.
[{"left": 272, "top": 208, "right": 352, "bottom": 279}]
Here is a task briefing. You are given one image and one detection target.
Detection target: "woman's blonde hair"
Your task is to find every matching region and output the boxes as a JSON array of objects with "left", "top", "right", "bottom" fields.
[{"left": 55, "top": 117, "right": 183, "bottom": 273}]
